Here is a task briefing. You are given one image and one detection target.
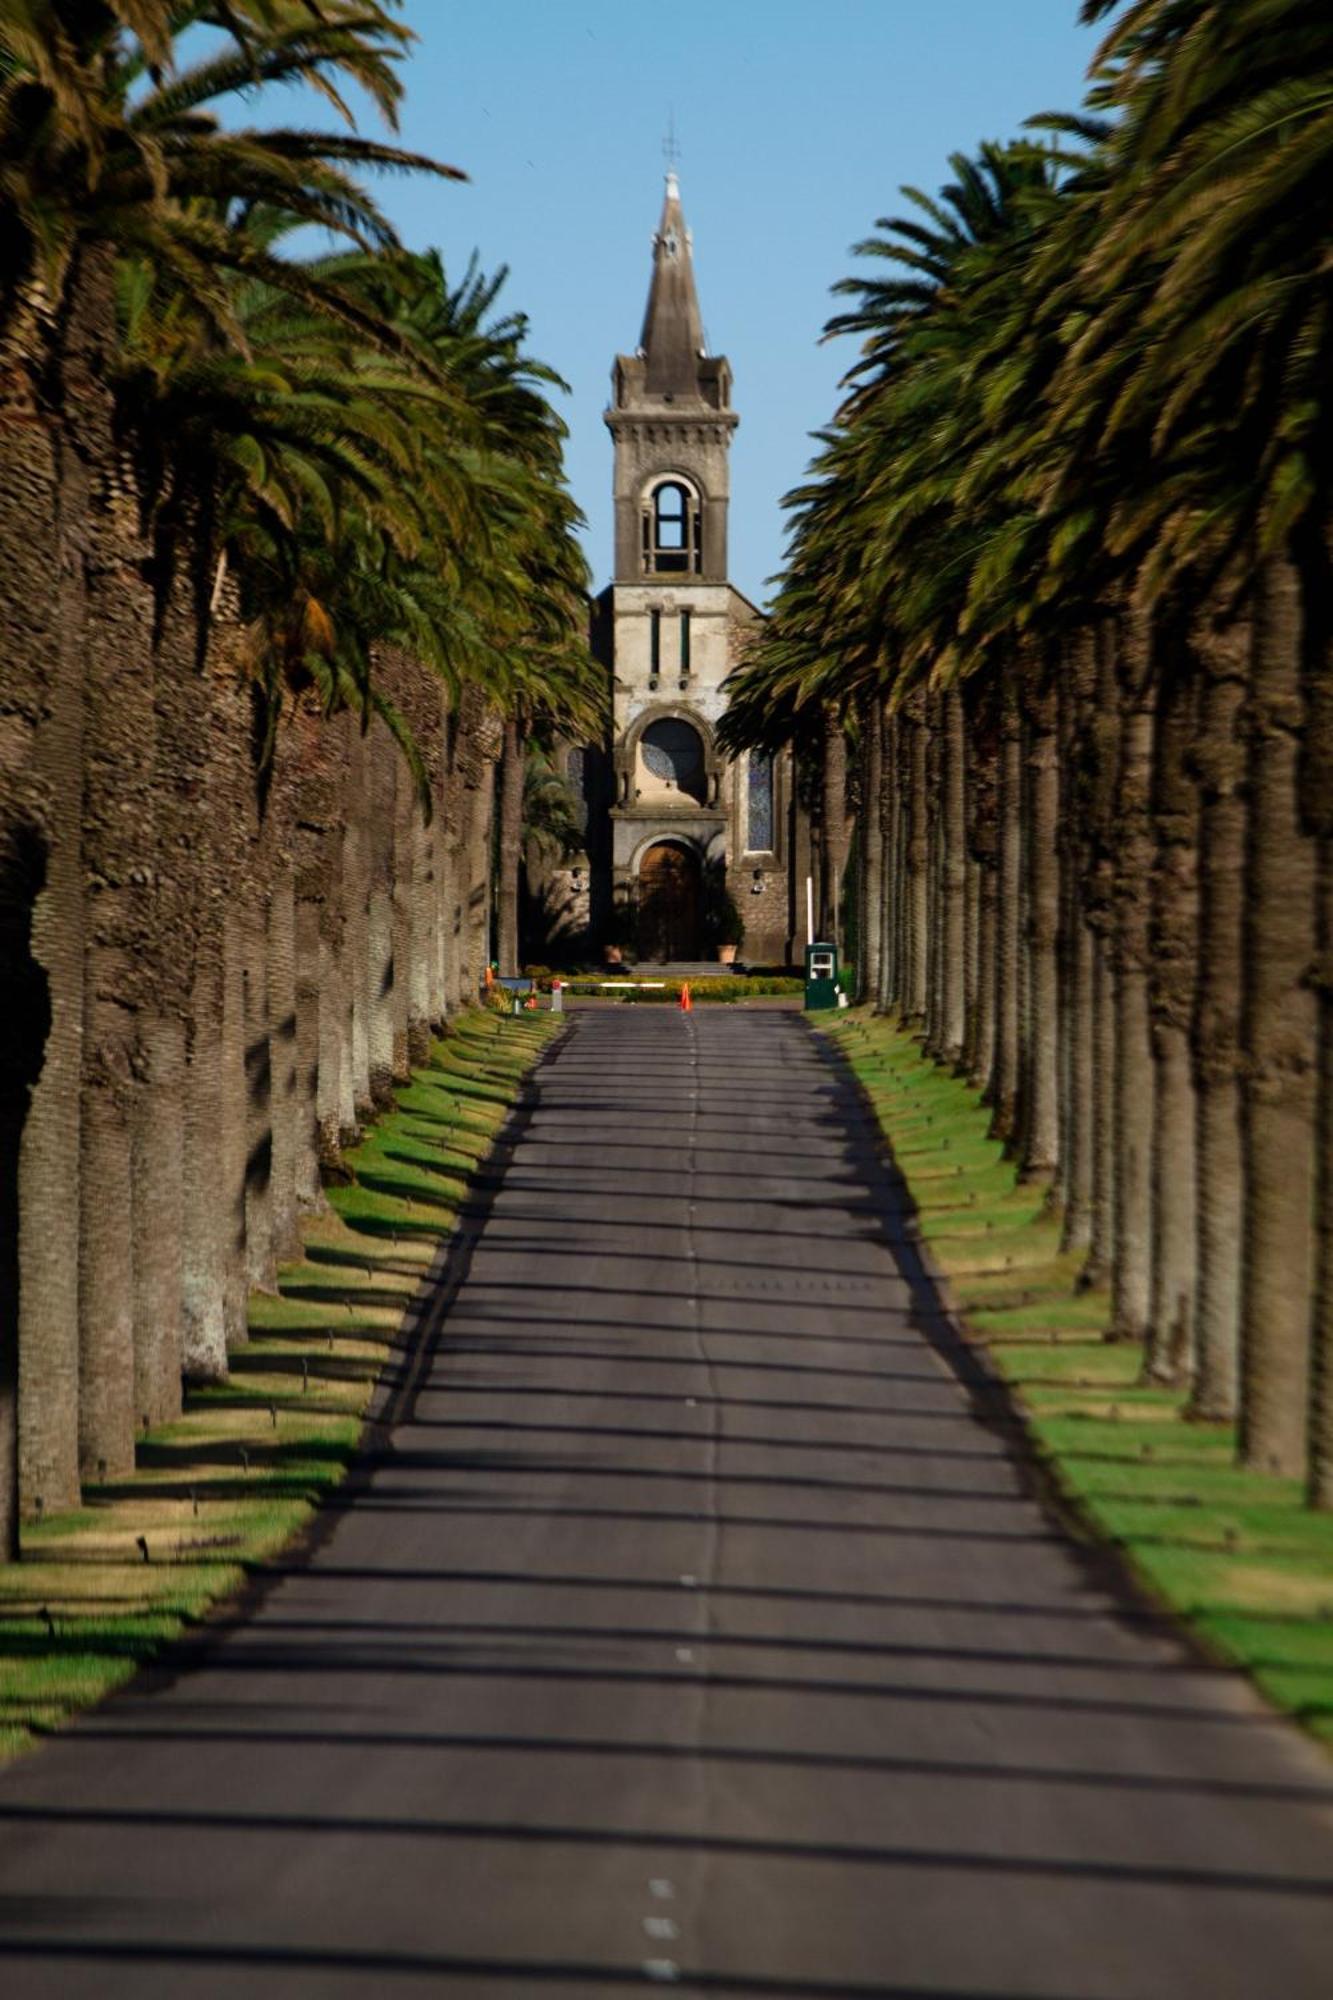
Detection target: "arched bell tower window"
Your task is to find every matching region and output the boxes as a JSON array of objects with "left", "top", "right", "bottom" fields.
[{"left": 642, "top": 478, "right": 702, "bottom": 575}]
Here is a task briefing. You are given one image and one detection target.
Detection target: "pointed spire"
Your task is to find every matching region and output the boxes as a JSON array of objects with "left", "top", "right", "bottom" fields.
[{"left": 638, "top": 171, "right": 706, "bottom": 397}]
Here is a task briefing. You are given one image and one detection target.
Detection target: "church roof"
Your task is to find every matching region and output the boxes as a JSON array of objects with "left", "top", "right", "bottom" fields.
[{"left": 638, "top": 171, "right": 707, "bottom": 398}]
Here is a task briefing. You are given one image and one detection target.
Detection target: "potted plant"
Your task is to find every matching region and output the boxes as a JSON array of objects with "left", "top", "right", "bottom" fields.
[
  {"left": 703, "top": 882, "right": 745, "bottom": 966},
  {"left": 603, "top": 898, "right": 637, "bottom": 967}
]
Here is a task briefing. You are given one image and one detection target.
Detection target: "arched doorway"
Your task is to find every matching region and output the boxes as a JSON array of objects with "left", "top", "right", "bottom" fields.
[{"left": 637, "top": 842, "right": 701, "bottom": 962}]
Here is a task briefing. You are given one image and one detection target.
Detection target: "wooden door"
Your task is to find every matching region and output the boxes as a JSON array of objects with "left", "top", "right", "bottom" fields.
[{"left": 637, "top": 843, "right": 701, "bottom": 962}]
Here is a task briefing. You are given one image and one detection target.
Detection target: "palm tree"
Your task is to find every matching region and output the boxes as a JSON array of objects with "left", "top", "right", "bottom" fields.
[
  {"left": 1, "top": 1, "right": 467, "bottom": 1485},
  {"left": 1074, "top": 0, "right": 1331, "bottom": 1477}
]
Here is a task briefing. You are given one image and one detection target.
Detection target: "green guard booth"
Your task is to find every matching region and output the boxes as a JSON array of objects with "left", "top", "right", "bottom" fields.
[{"left": 804, "top": 940, "right": 840, "bottom": 1011}]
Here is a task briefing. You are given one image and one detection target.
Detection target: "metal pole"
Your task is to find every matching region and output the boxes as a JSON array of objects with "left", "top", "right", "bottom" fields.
[{"left": 806, "top": 874, "right": 814, "bottom": 950}]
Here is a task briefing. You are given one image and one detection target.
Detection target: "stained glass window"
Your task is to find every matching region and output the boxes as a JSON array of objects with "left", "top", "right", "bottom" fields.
[
  {"left": 748, "top": 750, "right": 774, "bottom": 852},
  {"left": 641, "top": 719, "right": 706, "bottom": 801}
]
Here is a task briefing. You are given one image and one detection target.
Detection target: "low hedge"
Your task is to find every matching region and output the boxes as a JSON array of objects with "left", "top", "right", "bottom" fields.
[{"left": 562, "top": 975, "right": 803, "bottom": 1002}]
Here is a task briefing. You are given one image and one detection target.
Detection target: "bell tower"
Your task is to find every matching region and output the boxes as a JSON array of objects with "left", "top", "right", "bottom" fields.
[{"left": 606, "top": 170, "right": 738, "bottom": 583}]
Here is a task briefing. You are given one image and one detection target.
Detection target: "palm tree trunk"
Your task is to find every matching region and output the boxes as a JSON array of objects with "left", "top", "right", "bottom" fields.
[
  {"left": 1239, "top": 554, "right": 1317, "bottom": 1477},
  {"left": 293, "top": 879, "right": 325, "bottom": 1205},
  {"left": 242, "top": 888, "right": 276, "bottom": 1296},
  {"left": 923, "top": 693, "right": 943, "bottom": 1054},
  {"left": 940, "top": 688, "right": 967, "bottom": 1064},
  {"left": 140, "top": 503, "right": 217, "bottom": 1419},
  {"left": 77, "top": 288, "right": 157, "bottom": 1482},
  {"left": 440, "top": 701, "right": 467, "bottom": 1016},
  {"left": 78, "top": 1045, "right": 136, "bottom": 1481},
  {"left": 1110, "top": 606, "right": 1156, "bottom": 1344},
  {"left": 220, "top": 903, "right": 250, "bottom": 1350},
  {"left": 989, "top": 699, "right": 1022, "bottom": 1139},
  {"left": 316, "top": 821, "right": 350, "bottom": 1169},
  {"left": 391, "top": 742, "right": 415, "bottom": 1082},
  {"left": 1303, "top": 531, "right": 1333, "bottom": 1507},
  {"left": 888, "top": 716, "right": 907, "bottom": 1011},
  {"left": 820, "top": 710, "right": 852, "bottom": 951},
  {"left": 1187, "top": 601, "right": 1251, "bottom": 1422},
  {"left": 282, "top": 704, "right": 328, "bottom": 1208},
  {"left": 0, "top": 811, "right": 53, "bottom": 1555},
  {"left": 182, "top": 937, "right": 228, "bottom": 1383},
  {"left": 1085, "top": 926, "right": 1118, "bottom": 1290},
  {"left": 367, "top": 720, "right": 397, "bottom": 1107},
  {"left": 267, "top": 867, "right": 301, "bottom": 1262},
  {"left": 409, "top": 800, "right": 436, "bottom": 1061},
  {"left": 860, "top": 698, "right": 885, "bottom": 1006},
  {"left": 452, "top": 686, "right": 498, "bottom": 1003},
  {"left": 1081, "top": 623, "right": 1123, "bottom": 1290},
  {"left": 131, "top": 1014, "right": 185, "bottom": 1428},
  {"left": 1314, "top": 832, "right": 1333, "bottom": 1504},
  {"left": 1059, "top": 634, "right": 1097, "bottom": 1255},
  {"left": 1021, "top": 664, "right": 1060, "bottom": 1181},
  {"left": 498, "top": 715, "right": 525, "bottom": 977},
  {"left": 964, "top": 853, "right": 981, "bottom": 1065},
  {"left": 904, "top": 694, "right": 929, "bottom": 1026},
  {"left": 1145, "top": 639, "right": 1200, "bottom": 1385},
  {"left": 471, "top": 757, "right": 499, "bottom": 995},
  {"left": 345, "top": 723, "right": 373, "bottom": 1125},
  {"left": 429, "top": 691, "right": 452, "bottom": 1023},
  {"left": 878, "top": 703, "right": 900, "bottom": 1011},
  {"left": 2, "top": 300, "right": 86, "bottom": 1519},
  {"left": 153, "top": 538, "right": 226, "bottom": 1390},
  {"left": 965, "top": 684, "right": 1000, "bottom": 1093}
]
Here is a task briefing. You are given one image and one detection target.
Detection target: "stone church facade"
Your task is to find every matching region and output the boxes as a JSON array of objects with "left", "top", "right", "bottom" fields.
[{"left": 560, "top": 173, "right": 803, "bottom": 968}]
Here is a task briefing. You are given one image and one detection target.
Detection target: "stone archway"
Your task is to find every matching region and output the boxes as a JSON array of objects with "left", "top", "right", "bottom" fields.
[{"left": 637, "top": 841, "right": 701, "bottom": 963}]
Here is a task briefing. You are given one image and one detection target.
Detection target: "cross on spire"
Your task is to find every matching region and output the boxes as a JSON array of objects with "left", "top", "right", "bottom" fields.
[{"left": 663, "top": 112, "right": 680, "bottom": 176}]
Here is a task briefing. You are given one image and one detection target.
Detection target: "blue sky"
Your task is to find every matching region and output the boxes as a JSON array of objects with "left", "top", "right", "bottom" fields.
[{"left": 330, "top": 3, "right": 1106, "bottom": 604}]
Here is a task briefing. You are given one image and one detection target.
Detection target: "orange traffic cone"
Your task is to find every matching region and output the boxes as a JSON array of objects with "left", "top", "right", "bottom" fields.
[{"left": 680, "top": 982, "right": 692, "bottom": 1013}]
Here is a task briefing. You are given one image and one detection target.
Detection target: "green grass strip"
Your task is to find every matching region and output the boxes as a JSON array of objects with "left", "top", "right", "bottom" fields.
[
  {"left": 824, "top": 1010, "right": 1333, "bottom": 1752},
  {"left": 0, "top": 1009, "right": 562, "bottom": 1764}
]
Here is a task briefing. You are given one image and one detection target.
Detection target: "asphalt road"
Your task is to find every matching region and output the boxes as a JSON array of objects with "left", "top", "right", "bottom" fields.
[{"left": 1, "top": 1008, "right": 1332, "bottom": 1998}]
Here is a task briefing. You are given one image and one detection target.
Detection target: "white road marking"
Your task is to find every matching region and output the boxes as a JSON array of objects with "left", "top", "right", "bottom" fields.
[
  {"left": 644, "top": 1916, "right": 680, "bottom": 1940},
  {"left": 649, "top": 1878, "right": 676, "bottom": 1900},
  {"left": 679, "top": 1572, "right": 698, "bottom": 1587},
  {"left": 643, "top": 1962, "right": 681, "bottom": 1983},
  {"left": 675, "top": 1647, "right": 695, "bottom": 1663}
]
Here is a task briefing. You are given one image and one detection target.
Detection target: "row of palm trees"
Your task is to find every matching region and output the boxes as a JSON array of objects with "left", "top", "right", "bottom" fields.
[
  {"left": 0, "top": 2, "right": 602, "bottom": 1556},
  {"left": 721, "top": 0, "right": 1333, "bottom": 1505}
]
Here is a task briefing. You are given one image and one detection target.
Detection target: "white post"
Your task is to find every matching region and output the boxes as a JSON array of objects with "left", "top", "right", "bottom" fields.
[{"left": 806, "top": 875, "right": 815, "bottom": 950}]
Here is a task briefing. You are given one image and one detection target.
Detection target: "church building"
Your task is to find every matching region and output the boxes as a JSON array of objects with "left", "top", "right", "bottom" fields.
[{"left": 562, "top": 171, "right": 802, "bottom": 969}]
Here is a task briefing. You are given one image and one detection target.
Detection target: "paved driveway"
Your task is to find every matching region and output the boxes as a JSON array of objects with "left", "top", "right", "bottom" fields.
[{"left": 1, "top": 1009, "right": 1331, "bottom": 1996}]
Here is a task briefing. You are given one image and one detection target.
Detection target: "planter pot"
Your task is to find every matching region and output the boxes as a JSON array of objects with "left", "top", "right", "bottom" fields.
[{"left": 717, "top": 944, "right": 739, "bottom": 966}]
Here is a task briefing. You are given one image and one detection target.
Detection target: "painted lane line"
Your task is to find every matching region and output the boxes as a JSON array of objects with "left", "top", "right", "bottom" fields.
[
  {"left": 649, "top": 1879, "right": 676, "bottom": 1900},
  {"left": 644, "top": 1916, "right": 680, "bottom": 1940},
  {"left": 643, "top": 1962, "right": 681, "bottom": 1983}
]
